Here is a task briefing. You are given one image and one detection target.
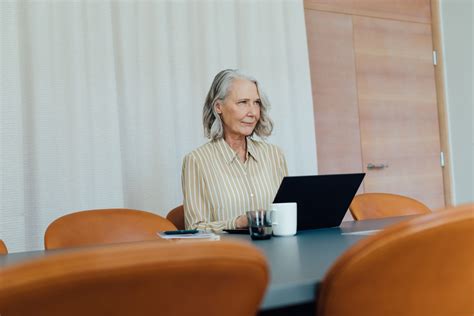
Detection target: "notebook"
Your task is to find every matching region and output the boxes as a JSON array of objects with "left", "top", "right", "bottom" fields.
[
  {"left": 157, "top": 231, "right": 220, "bottom": 240},
  {"left": 273, "top": 173, "right": 365, "bottom": 231}
]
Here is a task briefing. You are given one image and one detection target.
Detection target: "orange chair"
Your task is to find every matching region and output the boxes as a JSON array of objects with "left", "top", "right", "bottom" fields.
[
  {"left": 316, "top": 203, "right": 474, "bottom": 316},
  {"left": 0, "top": 239, "right": 269, "bottom": 316},
  {"left": 0, "top": 239, "right": 8, "bottom": 255},
  {"left": 349, "top": 193, "right": 431, "bottom": 220},
  {"left": 166, "top": 204, "right": 185, "bottom": 230},
  {"left": 44, "top": 208, "right": 177, "bottom": 250}
]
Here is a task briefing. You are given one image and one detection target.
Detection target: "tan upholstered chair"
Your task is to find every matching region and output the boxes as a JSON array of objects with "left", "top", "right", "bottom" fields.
[
  {"left": 316, "top": 203, "right": 474, "bottom": 316},
  {"left": 0, "top": 239, "right": 7, "bottom": 255},
  {"left": 44, "top": 208, "right": 177, "bottom": 250},
  {"left": 166, "top": 204, "right": 185, "bottom": 230},
  {"left": 0, "top": 240, "right": 269, "bottom": 316},
  {"left": 349, "top": 193, "right": 431, "bottom": 220}
]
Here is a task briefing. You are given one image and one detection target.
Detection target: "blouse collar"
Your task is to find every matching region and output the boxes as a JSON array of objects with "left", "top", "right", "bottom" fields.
[{"left": 215, "top": 137, "right": 260, "bottom": 164}]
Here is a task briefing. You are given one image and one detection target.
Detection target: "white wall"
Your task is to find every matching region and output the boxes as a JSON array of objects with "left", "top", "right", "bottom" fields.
[{"left": 440, "top": 0, "right": 474, "bottom": 204}]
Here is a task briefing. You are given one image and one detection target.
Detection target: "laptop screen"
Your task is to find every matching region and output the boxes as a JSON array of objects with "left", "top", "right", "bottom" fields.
[{"left": 273, "top": 173, "right": 365, "bottom": 230}]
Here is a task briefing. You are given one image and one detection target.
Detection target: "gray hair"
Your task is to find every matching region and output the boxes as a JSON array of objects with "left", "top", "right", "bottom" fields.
[{"left": 203, "top": 69, "right": 274, "bottom": 140}]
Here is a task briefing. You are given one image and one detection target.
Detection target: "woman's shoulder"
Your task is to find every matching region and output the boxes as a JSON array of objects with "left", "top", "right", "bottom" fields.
[
  {"left": 249, "top": 138, "right": 284, "bottom": 156},
  {"left": 184, "top": 141, "right": 217, "bottom": 161}
]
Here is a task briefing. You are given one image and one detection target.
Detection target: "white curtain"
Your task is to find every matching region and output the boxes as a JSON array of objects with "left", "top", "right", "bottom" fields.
[{"left": 0, "top": 0, "right": 317, "bottom": 252}]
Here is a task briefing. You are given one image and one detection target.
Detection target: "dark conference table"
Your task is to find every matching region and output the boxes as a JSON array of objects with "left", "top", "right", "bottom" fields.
[
  {"left": 0, "top": 215, "right": 415, "bottom": 312},
  {"left": 224, "top": 215, "right": 415, "bottom": 310}
]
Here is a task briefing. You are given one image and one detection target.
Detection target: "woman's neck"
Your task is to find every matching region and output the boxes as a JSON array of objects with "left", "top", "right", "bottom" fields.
[{"left": 224, "top": 134, "right": 247, "bottom": 162}]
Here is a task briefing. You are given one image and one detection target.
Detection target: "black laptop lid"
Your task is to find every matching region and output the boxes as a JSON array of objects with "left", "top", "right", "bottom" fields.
[{"left": 273, "top": 173, "right": 365, "bottom": 230}]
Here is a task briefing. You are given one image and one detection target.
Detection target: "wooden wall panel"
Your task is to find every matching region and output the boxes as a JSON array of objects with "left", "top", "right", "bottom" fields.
[
  {"left": 353, "top": 16, "right": 445, "bottom": 209},
  {"left": 305, "top": 10, "right": 363, "bottom": 176},
  {"left": 304, "top": 0, "right": 432, "bottom": 24}
]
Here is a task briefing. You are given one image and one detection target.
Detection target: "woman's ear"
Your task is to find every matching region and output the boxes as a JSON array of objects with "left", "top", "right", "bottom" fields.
[{"left": 215, "top": 101, "right": 222, "bottom": 114}]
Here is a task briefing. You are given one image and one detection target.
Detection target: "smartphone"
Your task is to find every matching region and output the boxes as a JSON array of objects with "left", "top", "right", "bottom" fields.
[{"left": 163, "top": 229, "right": 199, "bottom": 235}]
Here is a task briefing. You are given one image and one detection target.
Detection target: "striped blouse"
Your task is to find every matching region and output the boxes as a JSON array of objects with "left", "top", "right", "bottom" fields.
[{"left": 182, "top": 137, "right": 288, "bottom": 231}]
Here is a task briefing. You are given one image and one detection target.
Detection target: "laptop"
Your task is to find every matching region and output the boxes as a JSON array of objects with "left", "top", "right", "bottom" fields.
[{"left": 273, "top": 173, "right": 365, "bottom": 230}]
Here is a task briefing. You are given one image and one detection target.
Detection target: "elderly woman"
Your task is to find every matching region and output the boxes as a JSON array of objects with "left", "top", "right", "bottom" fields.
[{"left": 182, "top": 69, "right": 288, "bottom": 231}]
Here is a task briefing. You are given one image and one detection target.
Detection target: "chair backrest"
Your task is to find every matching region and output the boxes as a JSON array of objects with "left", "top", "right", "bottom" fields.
[
  {"left": 0, "top": 239, "right": 7, "bottom": 255},
  {"left": 316, "top": 203, "right": 474, "bottom": 316},
  {"left": 0, "top": 240, "right": 268, "bottom": 316},
  {"left": 44, "top": 208, "right": 177, "bottom": 250},
  {"left": 349, "top": 192, "right": 431, "bottom": 220},
  {"left": 166, "top": 204, "right": 185, "bottom": 230}
]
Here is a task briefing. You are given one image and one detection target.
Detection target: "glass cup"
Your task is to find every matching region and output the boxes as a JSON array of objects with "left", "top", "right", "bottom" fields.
[{"left": 246, "top": 210, "right": 273, "bottom": 240}]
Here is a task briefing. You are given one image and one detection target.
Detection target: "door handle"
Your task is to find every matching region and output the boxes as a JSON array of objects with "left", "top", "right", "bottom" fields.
[{"left": 367, "top": 163, "right": 388, "bottom": 170}]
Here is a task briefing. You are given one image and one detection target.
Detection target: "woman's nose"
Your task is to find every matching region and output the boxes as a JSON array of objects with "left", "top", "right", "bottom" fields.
[
  {"left": 246, "top": 107, "right": 256, "bottom": 116},
  {"left": 246, "top": 103, "right": 258, "bottom": 116}
]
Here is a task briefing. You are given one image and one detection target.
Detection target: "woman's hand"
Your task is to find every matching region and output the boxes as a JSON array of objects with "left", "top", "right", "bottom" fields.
[{"left": 235, "top": 214, "right": 248, "bottom": 228}]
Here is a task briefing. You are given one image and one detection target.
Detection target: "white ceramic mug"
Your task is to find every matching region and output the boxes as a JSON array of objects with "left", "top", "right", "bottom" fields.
[{"left": 271, "top": 202, "right": 297, "bottom": 236}]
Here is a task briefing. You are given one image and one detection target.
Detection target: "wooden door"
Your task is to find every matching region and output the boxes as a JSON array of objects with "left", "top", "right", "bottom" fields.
[
  {"left": 305, "top": 8, "right": 445, "bottom": 210},
  {"left": 353, "top": 16, "right": 444, "bottom": 209},
  {"left": 305, "top": 10, "right": 363, "bottom": 176}
]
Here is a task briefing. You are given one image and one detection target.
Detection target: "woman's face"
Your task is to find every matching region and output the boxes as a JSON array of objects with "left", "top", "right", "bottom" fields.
[{"left": 215, "top": 79, "right": 261, "bottom": 140}]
